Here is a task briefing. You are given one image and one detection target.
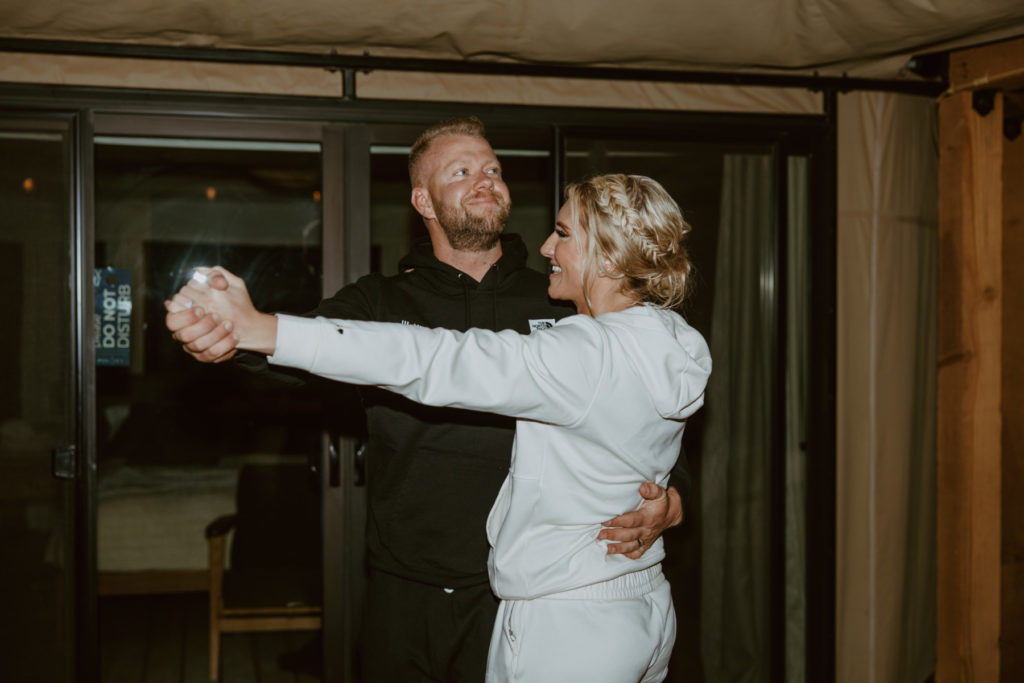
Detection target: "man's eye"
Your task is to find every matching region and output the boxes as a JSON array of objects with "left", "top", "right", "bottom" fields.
[
  {"left": 455, "top": 169, "right": 467, "bottom": 176},
  {"left": 488, "top": 167, "right": 500, "bottom": 175}
]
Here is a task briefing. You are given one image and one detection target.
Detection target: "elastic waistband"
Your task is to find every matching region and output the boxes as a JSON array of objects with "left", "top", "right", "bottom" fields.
[{"left": 542, "top": 564, "right": 664, "bottom": 600}]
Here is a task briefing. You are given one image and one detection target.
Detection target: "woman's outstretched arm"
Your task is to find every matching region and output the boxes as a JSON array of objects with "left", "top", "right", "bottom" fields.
[{"left": 173, "top": 266, "right": 600, "bottom": 426}]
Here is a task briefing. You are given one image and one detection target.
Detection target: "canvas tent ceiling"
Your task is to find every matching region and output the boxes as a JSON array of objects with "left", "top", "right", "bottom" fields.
[{"left": 1, "top": 0, "right": 1023, "bottom": 81}]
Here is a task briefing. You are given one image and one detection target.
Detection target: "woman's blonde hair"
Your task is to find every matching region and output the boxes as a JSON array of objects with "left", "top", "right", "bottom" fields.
[{"left": 564, "top": 173, "right": 693, "bottom": 310}]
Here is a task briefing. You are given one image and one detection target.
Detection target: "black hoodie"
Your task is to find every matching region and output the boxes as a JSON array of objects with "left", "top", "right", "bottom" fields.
[{"left": 244, "top": 234, "right": 573, "bottom": 587}]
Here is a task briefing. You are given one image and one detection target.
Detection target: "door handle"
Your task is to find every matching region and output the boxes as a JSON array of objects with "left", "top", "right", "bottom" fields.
[
  {"left": 52, "top": 445, "right": 76, "bottom": 480},
  {"left": 328, "top": 440, "right": 341, "bottom": 488},
  {"left": 327, "top": 438, "right": 367, "bottom": 488},
  {"left": 354, "top": 442, "right": 366, "bottom": 487}
]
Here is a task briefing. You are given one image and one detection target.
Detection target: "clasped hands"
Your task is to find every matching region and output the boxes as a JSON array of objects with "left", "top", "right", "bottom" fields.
[{"left": 164, "top": 266, "right": 277, "bottom": 359}]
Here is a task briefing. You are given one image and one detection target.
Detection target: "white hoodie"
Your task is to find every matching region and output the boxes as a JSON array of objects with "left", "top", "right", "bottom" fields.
[{"left": 269, "top": 305, "right": 711, "bottom": 599}]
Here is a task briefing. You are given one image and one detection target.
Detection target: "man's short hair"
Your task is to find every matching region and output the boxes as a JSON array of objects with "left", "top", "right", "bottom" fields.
[{"left": 408, "top": 116, "right": 488, "bottom": 186}]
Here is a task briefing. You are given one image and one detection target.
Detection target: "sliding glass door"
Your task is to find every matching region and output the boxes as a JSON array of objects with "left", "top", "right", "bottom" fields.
[
  {"left": 0, "top": 114, "right": 80, "bottom": 682},
  {"left": 90, "top": 115, "right": 359, "bottom": 682}
]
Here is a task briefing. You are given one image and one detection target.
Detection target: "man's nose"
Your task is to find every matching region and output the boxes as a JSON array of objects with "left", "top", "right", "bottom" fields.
[{"left": 474, "top": 171, "right": 495, "bottom": 188}]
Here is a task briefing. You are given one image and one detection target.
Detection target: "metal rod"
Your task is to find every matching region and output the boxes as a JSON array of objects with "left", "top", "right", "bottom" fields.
[{"left": 0, "top": 37, "right": 946, "bottom": 97}]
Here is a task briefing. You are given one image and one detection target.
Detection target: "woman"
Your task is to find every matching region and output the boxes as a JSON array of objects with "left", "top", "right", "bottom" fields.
[{"left": 172, "top": 173, "right": 711, "bottom": 683}]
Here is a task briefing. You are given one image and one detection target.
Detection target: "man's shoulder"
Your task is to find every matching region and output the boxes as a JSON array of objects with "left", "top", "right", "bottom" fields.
[
  {"left": 335, "top": 269, "right": 459, "bottom": 325},
  {"left": 333, "top": 270, "right": 414, "bottom": 298},
  {"left": 311, "top": 273, "right": 392, "bottom": 320}
]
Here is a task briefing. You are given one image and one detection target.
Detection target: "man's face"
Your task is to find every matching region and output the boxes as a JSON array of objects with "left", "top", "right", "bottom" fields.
[{"left": 419, "top": 135, "right": 511, "bottom": 251}]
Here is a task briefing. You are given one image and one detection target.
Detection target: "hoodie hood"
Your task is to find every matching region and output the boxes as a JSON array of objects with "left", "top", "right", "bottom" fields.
[
  {"left": 397, "top": 233, "right": 531, "bottom": 286},
  {"left": 603, "top": 306, "right": 712, "bottom": 420},
  {"left": 393, "top": 233, "right": 541, "bottom": 330}
]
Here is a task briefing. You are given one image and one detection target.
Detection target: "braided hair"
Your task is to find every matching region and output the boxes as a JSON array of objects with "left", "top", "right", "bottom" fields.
[{"left": 564, "top": 174, "right": 693, "bottom": 311}]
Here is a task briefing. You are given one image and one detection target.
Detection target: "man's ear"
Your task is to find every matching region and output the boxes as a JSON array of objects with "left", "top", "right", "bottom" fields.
[{"left": 411, "top": 187, "right": 435, "bottom": 221}]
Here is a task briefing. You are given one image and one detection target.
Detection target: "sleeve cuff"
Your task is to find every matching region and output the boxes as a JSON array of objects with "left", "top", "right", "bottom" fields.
[{"left": 267, "top": 313, "right": 323, "bottom": 370}]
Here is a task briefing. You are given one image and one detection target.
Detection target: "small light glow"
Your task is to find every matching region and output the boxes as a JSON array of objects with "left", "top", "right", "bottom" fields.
[
  {"left": 23, "top": 177, "right": 34, "bottom": 192},
  {"left": 205, "top": 186, "right": 217, "bottom": 200},
  {"left": 313, "top": 190, "right": 321, "bottom": 202}
]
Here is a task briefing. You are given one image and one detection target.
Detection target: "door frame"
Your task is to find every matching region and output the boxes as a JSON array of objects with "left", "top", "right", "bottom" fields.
[
  {"left": 90, "top": 111, "right": 359, "bottom": 682},
  {"left": 0, "top": 108, "right": 89, "bottom": 682}
]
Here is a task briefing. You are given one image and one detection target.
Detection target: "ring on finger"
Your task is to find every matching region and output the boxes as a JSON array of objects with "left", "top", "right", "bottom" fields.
[{"left": 184, "top": 299, "right": 194, "bottom": 310}]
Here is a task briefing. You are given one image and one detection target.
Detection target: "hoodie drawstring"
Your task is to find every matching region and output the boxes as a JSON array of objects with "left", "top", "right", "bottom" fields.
[
  {"left": 458, "top": 272, "right": 471, "bottom": 329},
  {"left": 458, "top": 262, "right": 501, "bottom": 331},
  {"left": 490, "top": 262, "right": 499, "bottom": 331}
]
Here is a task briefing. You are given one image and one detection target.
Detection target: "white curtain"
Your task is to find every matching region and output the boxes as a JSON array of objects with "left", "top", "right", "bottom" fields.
[
  {"left": 835, "top": 91, "right": 937, "bottom": 683},
  {"left": 702, "top": 96, "right": 938, "bottom": 682},
  {"left": 701, "top": 154, "right": 775, "bottom": 683}
]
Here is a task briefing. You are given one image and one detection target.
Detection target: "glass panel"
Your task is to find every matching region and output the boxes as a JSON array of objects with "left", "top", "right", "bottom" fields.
[
  {"left": 93, "top": 136, "right": 325, "bottom": 679},
  {"left": 370, "top": 145, "right": 552, "bottom": 274},
  {"left": 564, "top": 136, "right": 783, "bottom": 683},
  {"left": 0, "top": 122, "right": 75, "bottom": 681}
]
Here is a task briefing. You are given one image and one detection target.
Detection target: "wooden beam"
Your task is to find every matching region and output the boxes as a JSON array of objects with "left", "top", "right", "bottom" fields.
[
  {"left": 937, "top": 89, "right": 1004, "bottom": 682},
  {"left": 97, "top": 570, "right": 208, "bottom": 596},
  {"left": 1002, "top": 111, "right": 1024, "bottom": 682},
  {"left": 219, "top": 616, "right": 322, "bottom": 631},
  {"left": 948, "top": 36, "right": 1024, "bottom": 92}
]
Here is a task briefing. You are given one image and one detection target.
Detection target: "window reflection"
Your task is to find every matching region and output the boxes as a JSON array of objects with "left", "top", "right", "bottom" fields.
[{"left": 93, "top": 138, "right": 325, "bottom": 641}]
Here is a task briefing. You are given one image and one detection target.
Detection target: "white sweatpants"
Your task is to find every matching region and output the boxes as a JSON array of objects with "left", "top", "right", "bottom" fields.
[{"left": 485, "top": 565, "right": 676, "bottom": 683}]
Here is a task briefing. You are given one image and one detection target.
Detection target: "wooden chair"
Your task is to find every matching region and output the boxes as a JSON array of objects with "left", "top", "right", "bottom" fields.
[{"left": 205, "top": 463, "right": 322, "bottom": 681}]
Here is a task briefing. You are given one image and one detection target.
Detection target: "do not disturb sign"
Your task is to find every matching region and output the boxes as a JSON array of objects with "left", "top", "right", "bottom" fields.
[{"left": 94, "top": 267, "right": 132, "bottom": 367}]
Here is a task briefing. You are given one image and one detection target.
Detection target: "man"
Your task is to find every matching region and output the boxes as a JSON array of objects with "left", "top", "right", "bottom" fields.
[{"left": 167, "top": 117, "right": 684, "bottom": 682}]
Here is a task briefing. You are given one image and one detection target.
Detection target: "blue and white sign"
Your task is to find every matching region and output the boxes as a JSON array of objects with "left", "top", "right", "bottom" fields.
[{"left": 95, "top": 267, "right": 132, "bottom": 367}]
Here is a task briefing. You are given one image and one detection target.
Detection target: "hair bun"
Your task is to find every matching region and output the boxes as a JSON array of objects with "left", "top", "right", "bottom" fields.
[{"left": 565, "top": 174, "right": 693, "bottom": 310}]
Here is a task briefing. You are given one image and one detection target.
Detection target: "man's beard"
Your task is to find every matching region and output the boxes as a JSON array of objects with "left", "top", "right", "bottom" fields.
[{"left": 435, "top": 191, "right": 510, "bottom": 251}]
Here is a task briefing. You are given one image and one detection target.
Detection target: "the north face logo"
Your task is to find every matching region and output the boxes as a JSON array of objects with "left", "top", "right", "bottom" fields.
[{"left": 528, "top": 319, "right": 555, "bottom": 332}]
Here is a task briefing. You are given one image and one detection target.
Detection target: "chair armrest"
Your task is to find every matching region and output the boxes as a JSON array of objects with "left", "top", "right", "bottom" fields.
[{"left": 206, "top": 514, "right": 238, "bottom": 540}]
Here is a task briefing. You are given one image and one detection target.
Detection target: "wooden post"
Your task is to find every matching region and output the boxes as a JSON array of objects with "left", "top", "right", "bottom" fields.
[
  {"left": 937, "top": 34, "right": 1024, "bottom": 682},
  {"left": 937, "top": 86, "right": 1004, "bottom": 683},
  {"left": 1000, "top": 103, "right": 1024, "bottom": 680}
]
